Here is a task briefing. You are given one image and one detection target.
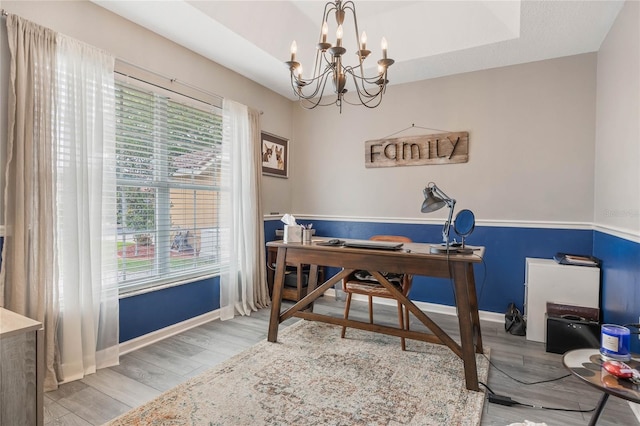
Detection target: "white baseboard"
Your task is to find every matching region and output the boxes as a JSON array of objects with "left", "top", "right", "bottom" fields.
[
  {"left": 119, "top": 309, "right": 220, "bottom": 355},
  {"left": 119, "top": 294, "right": 503, "bottom": 355},
  {"left": 324, "top": 288, "right": 505, "bottom": 324}
]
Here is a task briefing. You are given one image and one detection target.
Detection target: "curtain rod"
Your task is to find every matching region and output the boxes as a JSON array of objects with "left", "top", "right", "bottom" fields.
[
  {"left": 116, "top": 58, "right": 263, "bottom": 114},
  {"left": 1, "top": 11, "right": 262, "bottom": 114},
  {"left": 115, "top": 69, "right": 223, "bottom": 111},
  {"left": 116, "top": 58, "right": 223, "bottom": 103},
  {"left": 0, "top": 17, "right": 222, "bottom": 104}
]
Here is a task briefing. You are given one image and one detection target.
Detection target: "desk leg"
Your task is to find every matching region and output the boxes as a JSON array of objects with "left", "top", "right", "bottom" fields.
[
  {"left": 268, "top": 246, "right": 287, "bottom": 342},
  {"left": 466, "top": 263, "right": 483, "bottom": 353},
  {"left": 452, "top": 262, "right": 480, "bottom": 391},
  {"left": 266, "top": 247, "right": 276, "bottom": 296},
  {"left": 588, "top": 393, "right": 609, "bottom": 426},
  {"left": 304, "top": 264, "right": 319, "bottom": 312}
]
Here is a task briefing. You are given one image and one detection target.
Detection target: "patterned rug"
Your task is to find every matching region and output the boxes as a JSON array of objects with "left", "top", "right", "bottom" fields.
[{"left": 106, "top": 320, "right": 490, "bottom": 425}]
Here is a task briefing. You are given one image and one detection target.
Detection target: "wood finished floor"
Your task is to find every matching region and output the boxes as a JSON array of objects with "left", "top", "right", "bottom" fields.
[{"left": 44, "top": 296, "right": 639, "bottom": 426}]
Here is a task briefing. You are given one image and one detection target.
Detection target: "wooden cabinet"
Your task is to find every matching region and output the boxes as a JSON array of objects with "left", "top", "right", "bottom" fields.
[
  {"left": 266, "top": 245, "right": 325, "bottom": 301},
  {"left": 524, "top": 258, "right": 600, "bottom": 343},
  {"left": 1, "top": 308, "right": 44, "bottom": 426}
]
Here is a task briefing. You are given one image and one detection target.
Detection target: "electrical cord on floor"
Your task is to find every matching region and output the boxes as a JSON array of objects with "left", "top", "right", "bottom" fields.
[
  {"left": 482, "top": 379, "right": 596, "bottom": 412},
  {"left": 479, "top": 381, "right": 495, "bottom": 394},
  {"left": 482, "top": 353, "right": 571, "bottom": 385},
  {"left": 487, "top": 393, "right": 596, "bottom": 413},
  {"left": 480, "top": 355, "right": 596, "bottom": 413}
]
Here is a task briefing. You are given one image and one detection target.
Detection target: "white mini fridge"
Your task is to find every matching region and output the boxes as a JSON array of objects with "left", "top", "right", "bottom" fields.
[{"left": 524, "top": 257, "right": 600, "bottom": 343}]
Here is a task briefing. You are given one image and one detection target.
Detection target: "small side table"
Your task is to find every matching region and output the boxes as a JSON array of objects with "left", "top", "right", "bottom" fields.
[
  {"left": 563, "top": 349, "right": 640, "bottom": 425},
  {"left": 266, "top": 244, "right": 325, "bottom": 302}
]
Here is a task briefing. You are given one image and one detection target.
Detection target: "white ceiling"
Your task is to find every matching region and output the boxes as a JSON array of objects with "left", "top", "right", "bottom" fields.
[{"left": 92, "top": 1, "right": 624, "bottom": 100}]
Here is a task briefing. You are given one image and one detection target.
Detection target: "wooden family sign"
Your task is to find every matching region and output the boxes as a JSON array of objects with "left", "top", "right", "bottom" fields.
[{"left": 364, "top": 131, "right": 469, "bottom": 168}]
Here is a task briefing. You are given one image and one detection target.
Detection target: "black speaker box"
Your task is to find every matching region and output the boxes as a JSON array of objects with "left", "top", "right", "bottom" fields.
[{"left": 545, "top": 315, "right": 600, "bottom": 354}]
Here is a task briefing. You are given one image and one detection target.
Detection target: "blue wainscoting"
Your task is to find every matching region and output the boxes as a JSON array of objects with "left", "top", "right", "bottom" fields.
[
  {"left": 265, "top": 219, "right": 594, "bottom": 314},
  {"left": 3, "top": 222, "right": 633, "bottom": 347},
  {"left": 593, "top": 231, "right": 640, "bottom": 354},
  {"left": 119, "top": 277, "right": 219, "bottom": 342}
]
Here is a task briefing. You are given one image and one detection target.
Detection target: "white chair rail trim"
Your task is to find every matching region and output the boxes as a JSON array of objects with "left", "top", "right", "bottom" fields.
[{"left": 263, "top": 214, "right": 639, "bottom": 242}]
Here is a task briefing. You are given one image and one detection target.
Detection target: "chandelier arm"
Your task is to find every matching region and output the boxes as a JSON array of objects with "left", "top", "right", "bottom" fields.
[
  {"left": 294, "top": 51, "right": 335, "bottom": 100},
  {"left": 297, "top": 65, "right": 332, "bottom": 88},
  {"left": 342, "top": 1, "right": 359, "bottom": 41},
  {"left": 294, "top": 2, "right": 336, "bottom": 93},
  {"left": 362, "top": 74, "right": 388, "bottom": 98},
  {"left": 298, "top": 69, "right": 334, "bottom": 102},
  {"left": 343, "top": 95, "right": 384, "bottom": 108},
  {"left": 348, "top": 69, "right": 386, "bottom": 106},
  {"left": 294, "top": 66, "right": 335, "bottom": 101},
  {"left": 299, "top": 97, "right": 340, "bottom": 109},
  {"left": 342, "top": 1, "right": 357, "bottom": 11},
  {"left": 322, "top": 0, "right": 337, "bottom": 26},
  {"left": 351, "top": 84, "right": 383, "bottom": 103},
  {"left": 309, "top": 47, "right": 325, "bottom": 84},
  {"left": 298, "top": 76, "right": 336, "bottom": 109},
  {"left": 352, "top": 72, "right": 385, "bottom": 84},
  {"left": 344, "top": 72, "right": 385, "bottom": 108},
  {"left": 343, "top": 66, "right": 385, "bottom": 99},
  {"left": 341, "top": 1, "right": 368, "bottom": 74},
  {"left": 300, "top": 99, "right": 340, "bottom": 109},
  {"left": 358, "top": 81, "right": 385, "bottom": 98},
  {"left": 344, "top": 61, "right": 391, "bottom": 89}
]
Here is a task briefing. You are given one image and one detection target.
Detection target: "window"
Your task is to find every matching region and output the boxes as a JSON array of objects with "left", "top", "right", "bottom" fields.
[{"left": 115, "top": 79, "right": 224, "bottom": 293}]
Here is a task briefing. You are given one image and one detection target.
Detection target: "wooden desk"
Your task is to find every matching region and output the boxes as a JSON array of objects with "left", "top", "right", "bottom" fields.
[{"left": 267, "top": 239, "right": 485, "bottom": 391}]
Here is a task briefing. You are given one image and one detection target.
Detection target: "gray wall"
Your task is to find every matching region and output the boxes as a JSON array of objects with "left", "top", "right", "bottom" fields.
[
  {"left": 594, "top": 0, "right": 640, "bottom": 238},
  {"left": 1, "top": 0, "right": 637, "bottom": 239},
  {"left": 291, "top": 54, "right": 598, "bottom": 227}
]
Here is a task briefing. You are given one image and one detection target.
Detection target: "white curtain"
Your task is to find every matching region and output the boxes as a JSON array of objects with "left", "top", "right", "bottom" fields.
[
  {"left": 220, "top": 99, "right": 269, "bottom": 320},
  {"left": 1, "top": 14, "right": 119, "bottom": 389},
  {"left": 54, "top": 36, "right": 119, "bottom": 382}
]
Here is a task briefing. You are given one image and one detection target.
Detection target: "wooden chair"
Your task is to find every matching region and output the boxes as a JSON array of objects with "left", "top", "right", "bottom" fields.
[{"left": 341, "top": 235, "right": 414, "bottom": 350}]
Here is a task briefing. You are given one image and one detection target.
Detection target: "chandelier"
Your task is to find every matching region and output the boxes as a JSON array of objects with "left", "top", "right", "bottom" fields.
[{"left": 285, "top": 0, "right": 394, "bottom": 112}]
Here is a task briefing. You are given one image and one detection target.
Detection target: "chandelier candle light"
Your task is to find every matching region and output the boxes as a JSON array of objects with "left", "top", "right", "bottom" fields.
[{"left": 285, "top": 0, "right": 394, "bottom": 112}]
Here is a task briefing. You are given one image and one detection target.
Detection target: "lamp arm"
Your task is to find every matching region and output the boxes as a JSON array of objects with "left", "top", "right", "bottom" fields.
[
  {"left": 427, "top": 183, "right": 457, "bottom": 243},
  {"left": 430, "top": 184, "right": 452, "bottom": 204},
  {"left": 442, "top": 199, "right": 456, "bottom": 244}
]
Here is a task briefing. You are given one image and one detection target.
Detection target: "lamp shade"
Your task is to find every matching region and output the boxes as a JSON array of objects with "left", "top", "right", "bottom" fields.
[{"left": 421, "top": 186, "right": 447, "bottom": 213}]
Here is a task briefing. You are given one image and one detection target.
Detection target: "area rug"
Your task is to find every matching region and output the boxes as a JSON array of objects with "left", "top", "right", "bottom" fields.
[{"left": 105, "top": 321, "right": 490, "bottom": 425}]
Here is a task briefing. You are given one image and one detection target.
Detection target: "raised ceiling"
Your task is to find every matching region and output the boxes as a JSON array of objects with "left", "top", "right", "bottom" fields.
[{"left": 92, "top": 1, "right": 624, "bottom": 100}]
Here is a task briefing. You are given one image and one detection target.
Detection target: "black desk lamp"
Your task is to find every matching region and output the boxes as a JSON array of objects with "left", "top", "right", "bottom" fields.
[{"left": 421, "top": 182, "right": 456, "bottom": 254}]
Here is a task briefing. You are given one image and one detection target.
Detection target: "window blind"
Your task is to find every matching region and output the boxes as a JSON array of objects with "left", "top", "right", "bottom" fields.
[{"left": 114, "top": 79, "right": 224, "bottom": 293}]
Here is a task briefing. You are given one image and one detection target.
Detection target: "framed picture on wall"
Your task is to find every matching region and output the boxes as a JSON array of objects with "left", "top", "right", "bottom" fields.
[{"left": 261, "top": 132, "right": 288, "bottom": 178}]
